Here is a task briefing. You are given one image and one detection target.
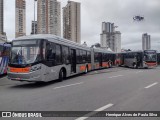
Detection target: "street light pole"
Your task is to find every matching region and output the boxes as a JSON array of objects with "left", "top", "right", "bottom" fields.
[{"left": 34, "top": 0, "right": 37, "bottom": 34}]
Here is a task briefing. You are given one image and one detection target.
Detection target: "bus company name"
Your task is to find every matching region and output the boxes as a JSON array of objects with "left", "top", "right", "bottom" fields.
[{"left": 11, "top": 112, "right": 42, "bottom": 118}]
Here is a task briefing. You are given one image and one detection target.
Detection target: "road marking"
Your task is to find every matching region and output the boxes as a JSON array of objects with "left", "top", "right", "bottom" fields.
[
  {"left": 75, "top": 103, "right": 113, "bottom": 120},
  {"left": 108, "top": 75, "right": 123, "bottom": 79},
  {"left": 53, "top": 82, "right": 84, "bottom": 89},
  {"left": 145, "top": 82, "right": 158, "bottom": 89}
]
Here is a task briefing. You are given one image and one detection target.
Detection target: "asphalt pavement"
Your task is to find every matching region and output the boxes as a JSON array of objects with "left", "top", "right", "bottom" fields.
[{"left": 0, "top": 67, "right": 160, "bottom": 120}]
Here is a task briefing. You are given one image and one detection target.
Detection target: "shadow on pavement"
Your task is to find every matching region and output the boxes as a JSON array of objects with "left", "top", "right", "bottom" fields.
[
  {"left": 9, "top": 80, "right": 59, "bottom": 89},
  {"left": 9, "top": 73, "right": 85, "bottom": 89}
]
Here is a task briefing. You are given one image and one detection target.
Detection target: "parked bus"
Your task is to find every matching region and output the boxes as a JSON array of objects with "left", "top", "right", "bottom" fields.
[
  {"left": 0, "top": 43, "right": 11, "bottom": 75},
  {"left": 7, "top": 34, "right": 115, "bottom": 82},
  {"left": 157, "top": 53, "right": 160, "bottom": 65},
  {"left": 91, "top": 48, "right": 116, "bottom": 70},
  {"left": 116, "top": 50, "right": 157, "bottom": 68}
]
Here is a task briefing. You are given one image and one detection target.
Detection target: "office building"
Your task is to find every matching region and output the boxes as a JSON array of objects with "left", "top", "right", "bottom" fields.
[
  {"left": 100, "top": 22, "right": 121, "bottom": 52},
  {"left": 0, "top": 33, "right": 7, "bottom": 42},
  {"left": 142, "top": 33, "right": 151, "bottom": 50},
  {"left": 63, "top": 1, "right": 81, "bottom": 43},
  {"left": 0, "top": 0, "right": 4, "bottom": 35},
  {"left": 37, "top": 0, "right": 61, "bottom": 36},
  {"left": 0, "top": 0, "right": 7, "bottom": 42},
  {"left": 31, "top": 21, "right": 37, "bottom": 34},
  {"left": 114, "top": 31, "right": 121, "bottom": 52},
  {"left": 15, "top": 0, "right": 26, "bottom": 38}
]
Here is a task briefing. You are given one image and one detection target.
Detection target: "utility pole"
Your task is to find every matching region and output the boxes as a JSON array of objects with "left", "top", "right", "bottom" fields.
[{"left": 34, "top": 0, "right": 37, "bottom": 34}]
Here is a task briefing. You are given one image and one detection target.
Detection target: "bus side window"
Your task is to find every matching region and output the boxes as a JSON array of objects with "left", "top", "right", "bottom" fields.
[
  {"left": 94, "top": 52, "right": 98, "bottom": 62},
  {"left": 62, "top": 46, "right": 70, "bottom": 64},
  {"left": 76, "top": 49, "right": 80, "bottom": 64},
  {"left": 46, "top": 43, "right": 56, "bottom": 65},
  {"left": 46, "top": 43, "right": 51, "bottom": 60},
  {"left": 87, "top": 51, "right": 91, "bottom": 63},
  {"left": 102, "top": 53, "right": 105, "bottom": 62},
  {"left": 55, "top": 44, "right": 62, "bottom": 65},
  {"left": 80, "top": 50, "right": 83, "bottom": 63},
  {"left": 82, "top": 50, "right": 87, "bottom": 63}
]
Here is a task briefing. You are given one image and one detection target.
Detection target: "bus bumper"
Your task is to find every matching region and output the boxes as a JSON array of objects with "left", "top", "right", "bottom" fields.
[
  {"left": 143, "top": 62, "right": 157, "bottom": 68},
  {"left": 7, "top": 72, "right": 42, "bottom": 82}
]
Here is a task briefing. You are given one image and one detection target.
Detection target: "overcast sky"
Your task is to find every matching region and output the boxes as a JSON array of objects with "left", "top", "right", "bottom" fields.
[{"left": 3, "top": 0, "right": 160, "bottom": 50}]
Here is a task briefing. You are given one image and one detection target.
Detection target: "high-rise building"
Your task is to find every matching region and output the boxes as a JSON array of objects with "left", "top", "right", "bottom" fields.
[
  {"left": 63, "top": 1, "right": 81, "bottom": 43},
  {"left": 114, "top": 31, "right": 121, "bottom": 52},
  {"left": 142, "top": 33, "right": 151, "bottom": 50},
  {"left": 37, "top": 0, "right": 61, "bottom": 36},
  {"left": 31, "top": 21, "right": 37, "bottom": 34},
  {"left": 15, "top": 0, "right": 26, "bottom": 38},
  {"left": 0, "top": 0, "right": 4, "bottom": 35},
  {"left": 0, "top": 0, "right": 7, "bottom": 42},
  {"left": 100, "top": 22, "right": 121, "bottom": 52},
  {"left": 102, "top": 22, "right": 115, "bottom": 33}
]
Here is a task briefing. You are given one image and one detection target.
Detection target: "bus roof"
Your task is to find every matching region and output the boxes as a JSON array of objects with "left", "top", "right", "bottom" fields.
[
  {"left": 119, "top": 50, "right": 157, "bottom": 54},
  {"left": 13, "top": 34, "right": 91, "bottom": 51}
]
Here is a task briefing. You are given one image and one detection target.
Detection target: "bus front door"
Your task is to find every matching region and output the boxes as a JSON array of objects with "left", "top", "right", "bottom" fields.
[{"left": 71, "top": 49, "right": 76, "bottom": 73}]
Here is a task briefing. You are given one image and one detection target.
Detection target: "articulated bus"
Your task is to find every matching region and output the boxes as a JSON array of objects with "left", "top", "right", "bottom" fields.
[
  {"left": 0, "top": 43, "right": 11, "bottom": 75},
  {"left": 116, "top": 50, "right": 157, "bottom": 68},
  {"left": 7, "top": 34, "right": 115, "bottom": 82},
  {"left": 91, "top": 48, "right": 115, "bottom": 70}
]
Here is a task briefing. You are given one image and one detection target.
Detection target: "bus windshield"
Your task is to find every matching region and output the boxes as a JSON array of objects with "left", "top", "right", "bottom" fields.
[
  {"left": 10, "top": 40, "right": 41, "bottom": 65},
  {"left": 144, "top": 50, "right": 157, "bottom": 62}
]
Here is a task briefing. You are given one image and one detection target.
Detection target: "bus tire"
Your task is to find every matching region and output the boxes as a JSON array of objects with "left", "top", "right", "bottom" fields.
[{"left": 59, "top": 69, "right": 65, "bottom": 82}]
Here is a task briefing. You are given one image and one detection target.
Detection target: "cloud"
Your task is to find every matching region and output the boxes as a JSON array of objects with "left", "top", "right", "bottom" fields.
[{"left": 3, "top": 0, "right": 160, "bottom": 50}]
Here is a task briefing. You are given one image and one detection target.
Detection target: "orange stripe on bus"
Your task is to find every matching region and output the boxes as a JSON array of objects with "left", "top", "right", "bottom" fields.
[
  {"left": 9, "top": 67, "right": 30, "bottom": 73},
  {"left": 88, "top": 64, "right": 91, "bottom": 70},
  {"left": 96, "top": 64, "right": 99, "bottom": 68},
  {"left": 102, "top": 63, "right": 106, "bottom": 67},
  {"left": 146, "top": 62, "right": 157, "bottom": 66},
  {"left": 80, "top": 66, "right": 86, "bottom": 71},
  {"left": 102, "top": 62, "right": 108, "bottom": 67}
]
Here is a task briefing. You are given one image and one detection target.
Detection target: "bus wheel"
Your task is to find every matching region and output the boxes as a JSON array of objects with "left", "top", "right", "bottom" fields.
[
  {"left": 85, "top": 66, "right": 88, "bottom": 74},
  {"left": 59, "top": 69, "right": 64, "bottom": 82}
]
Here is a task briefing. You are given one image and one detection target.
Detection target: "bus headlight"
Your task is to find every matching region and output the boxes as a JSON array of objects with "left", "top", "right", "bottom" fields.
[{"left": 30, "top": 65, "right": 41, "bottom": 72}]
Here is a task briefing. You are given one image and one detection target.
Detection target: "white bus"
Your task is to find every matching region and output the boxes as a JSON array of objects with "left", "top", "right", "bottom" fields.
[
  {"left": 116, "top": 50, "right": 157, "bottom": 68},
  {"left": 7, "top": 34, "right": 115, "bottom": 82}
]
